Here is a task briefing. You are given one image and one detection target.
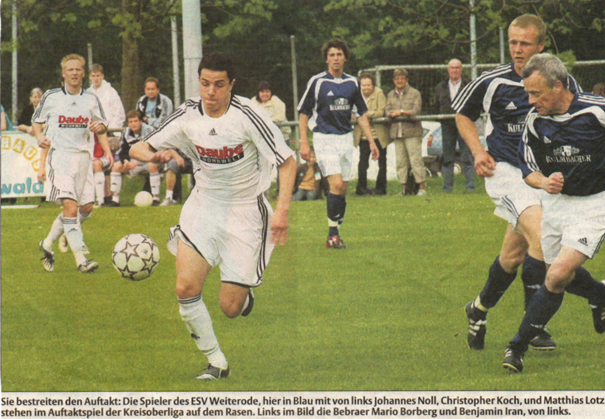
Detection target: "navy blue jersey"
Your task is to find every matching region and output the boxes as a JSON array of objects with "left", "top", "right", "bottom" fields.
[
  {"left": 298, "top": 71, "right": 367, "bottom": 135},
  {"left": 453, "top": 62, "right": 580, "bottom": 167},
  {"left": 519, "top": 93, "right": 605, "bottom": 196}
]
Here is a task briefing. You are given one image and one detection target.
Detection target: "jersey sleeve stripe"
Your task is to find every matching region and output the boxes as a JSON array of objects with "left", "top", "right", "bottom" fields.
[
  {"left": 232, "top": 99, "right": 287, "bottom": 165},
  {"left": 32, "top": 88, "right": 62, "bottom": 121},
  {"left": 297, "top": 72, "right": 326, "bottom": 111},
  {"left": 452, "top": 65, "right": 511, "bottom": 111},
  {"left": 141, "top": 106, "right": 189, "bottom": 142}
]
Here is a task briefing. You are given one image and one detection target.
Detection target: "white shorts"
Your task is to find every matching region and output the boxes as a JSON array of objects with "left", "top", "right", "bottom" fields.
[
  {"left": 126, "top": 161, "right": 153, "bottom": 178},
  {"left": 541, "top": 191, "right": 605, "bottom": 264},
  {"left": 167, "top": 189, "right": 274, "bottom": 287},
  {"left": 93, "top": 155, "right": 111, "bottom": 171},
  {"left": 313, "top": 132, "right": 354, "bottom": 181},
  {"left": 46, "top": 149, "right": 94, "bottom": 204},
  {"left": 485, "top": 162, "right": 543, "bottom": 227}
]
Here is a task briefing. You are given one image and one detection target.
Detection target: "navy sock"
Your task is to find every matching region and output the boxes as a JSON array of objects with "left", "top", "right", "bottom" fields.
[
  {"left": 327, "top": 193, "right": 346, "bottom": 236},
  {"left": 510, "top": 285, "right": 563, "bottom": 350},
  {"left": 479, "top": 256, "right": 517, "bottom": 309},
  {"left": 521, "top": 254, "right": 546, "bottom": 310},
  {"left": 567, "top": 267, "right": 605, "bottom": 306}
]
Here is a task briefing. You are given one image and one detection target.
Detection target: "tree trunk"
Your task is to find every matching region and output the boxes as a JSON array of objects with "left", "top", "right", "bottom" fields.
[{"left": 121, "top": 30, "right": 141, "bottom": 112}]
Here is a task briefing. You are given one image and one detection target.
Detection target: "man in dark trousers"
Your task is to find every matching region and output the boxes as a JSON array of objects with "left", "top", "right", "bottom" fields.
[{"left": 434, "top": 58, "right": 474, "bottom": 192}]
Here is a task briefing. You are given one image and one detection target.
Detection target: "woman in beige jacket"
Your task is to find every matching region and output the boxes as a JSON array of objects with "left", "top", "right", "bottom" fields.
[{"left": 354, "top": 73, "right": 390, "bottom": 195}]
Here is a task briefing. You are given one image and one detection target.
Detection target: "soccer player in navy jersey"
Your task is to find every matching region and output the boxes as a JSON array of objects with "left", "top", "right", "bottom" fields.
[
  {"left": 454, "top": 14, "right": 580, "bottom": 351},
  {"left": 502, "top": 53, "right": 605, "bottom": 373},
  {"left": 298, "top": 39, "right": 379, "bottom": 249}
]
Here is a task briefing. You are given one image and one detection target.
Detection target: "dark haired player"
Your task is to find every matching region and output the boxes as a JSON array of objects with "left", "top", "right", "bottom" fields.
[
  {"left": 130, "top": 52, "right": 296, "bottom": 380},
  {"left": 298, "top": 39, "right": 379, "bottom": 249},
  {"left": 454, "top": 14, "right": 580, "bottom": 351},
  {"left": 503, "top": 53, "right": 605, "bottom": 372}
]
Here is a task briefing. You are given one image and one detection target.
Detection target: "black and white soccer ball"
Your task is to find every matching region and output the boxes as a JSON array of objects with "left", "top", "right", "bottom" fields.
[{"left": 112, "top": 233, "right": 160, "bottom": 281}]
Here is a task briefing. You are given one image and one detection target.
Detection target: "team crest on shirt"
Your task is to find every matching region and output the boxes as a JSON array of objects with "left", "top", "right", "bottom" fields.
[
  {"left": 58, "top": 115, "right": 90, "bottom": 128},
  {"left": 195, "top": 144, "right": 244, "bottom": 164},
  {"left": 330, "top": 98, "right": 350, "bottom": 111},
  {"left": 547, "top": 145, "right": 591, "bottom": 163}
]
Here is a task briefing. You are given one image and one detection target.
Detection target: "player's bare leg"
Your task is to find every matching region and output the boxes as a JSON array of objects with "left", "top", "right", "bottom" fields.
[
  {"left": 175, "top": 239, "right": 229, "bottom": 380},
  {"left": 326, "top": 174, "right": 348, "bottom": 249},
  {"left": 219, "top": 283, "right": 253, "bottom": 318}
]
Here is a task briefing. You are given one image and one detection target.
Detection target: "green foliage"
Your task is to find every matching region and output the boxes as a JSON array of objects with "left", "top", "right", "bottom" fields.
[{"left": 2, "top": 176, "right": 604, "bottom": 391}]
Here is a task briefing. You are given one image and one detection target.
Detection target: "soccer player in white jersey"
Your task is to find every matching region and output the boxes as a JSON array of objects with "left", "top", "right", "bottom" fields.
[
  {"left": 130, "top": 52, "right": 296, "bottom": 380},
  {"left": 298, "top": 39, "right": 379, "bottom": 249},
  {"left": 503, "top": 53, "right": 605, "bottom": 373},
  {"left": 454, "top": 15, "right": 578, "bottom": 351},
  {"left": 34, "top": 54, "right": 113, "bottom": 273}
]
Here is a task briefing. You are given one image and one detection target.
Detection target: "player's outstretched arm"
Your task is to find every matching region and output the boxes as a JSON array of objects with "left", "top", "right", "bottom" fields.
[
  {"left": 96, "top": 131, "right": 114, "bottom": 170},
  {"left": 271, "top": 156, "right": 296, "bottom": 246},
  {"left": 130, "top": 141, "right": 167, "bottom": 164},
  {"left": 298, "top": 113, "right": 311, "bottom": 161},
  {"left": 456, "top": 113, "right": 495, "bottom": 177},
  {"left": 37, "top": 147, "right": 48, "bottom": 184}
]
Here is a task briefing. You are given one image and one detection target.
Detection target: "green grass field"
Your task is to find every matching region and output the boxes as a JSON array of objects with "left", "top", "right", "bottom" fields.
[{"left": 2, "top": 175, "right": 604, "bottom": 392}]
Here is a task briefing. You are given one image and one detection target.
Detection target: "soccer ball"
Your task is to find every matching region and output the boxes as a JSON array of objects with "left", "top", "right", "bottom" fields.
[
  {"left": 112, "top": 233, "right": 160, "bottom": 281},
  {"left": 134, "top": 191, "right": 153, "bottom": 207}
]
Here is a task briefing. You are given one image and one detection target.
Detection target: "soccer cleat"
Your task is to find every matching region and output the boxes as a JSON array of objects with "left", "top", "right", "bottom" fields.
[
  {"left": 503, "top": 345, "right": 525, "bottom": 373},
  {"left": 152, "top": 199, "right": 160, "bottom": 207},
  {"left": 416, "top": 189, "right": 427, "bottom": 196},
  {"left": 326, "top": 235, "right": 346, "bottom": 249},
  {"left": 78, "top": 259, "right": 99, "bottom": 273},
  {"left": 196, "top": 364, "right": 230, "bottom": 380},
  {"left": 465, "top": 301, "right": 487, "bottom": 350},
  {"left": 529, "top": 329, "right": 557, "bottom": 350},
  {"left": 58, "top": 234, "right": 69, "bottom": 253},
  {"left": 39, "top": 241, "right": 55, "bottom": 272},
  {"left": 93, "top": 202, "right": 104, "bottom": 208},
  {"left": 241, "top": 289, "right": 255, "bottom": 317},
  {"left": 160, "top": 197, "right": 176, "bottom": 206},
  {"left": 590, "top": 304, "right": 605, "bottom": 334},
  {"left": 106, "top": 200, "right": 120, "bottom": 207}
]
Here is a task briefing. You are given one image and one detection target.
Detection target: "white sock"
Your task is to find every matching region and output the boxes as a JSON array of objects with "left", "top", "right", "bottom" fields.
[
  {"left": 150, "top": 173, "right": 161, "bottom": 201},
  {"left": 63, "top": 217, "right": 87, "bottom": 265},
  {"left": 94, "top": 171, "right": 105, "bottom": 205},
  {"left": 110, "top": 173, "right": 122, "bottom": 203},
  {"left": 165, "top": 189, "right": 174, "bottom": 200},
  {"left": 78, "top": 208, "right": 91, "bottom": 225},
  {"left": 179, "top": 294, "right": 227, "bottom": 368},
  {"left": 44, "top": 213, "right": 64, "bottom": 248}
]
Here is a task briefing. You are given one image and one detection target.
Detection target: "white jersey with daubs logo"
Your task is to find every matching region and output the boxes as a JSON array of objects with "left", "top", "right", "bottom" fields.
[
  {"left": 453, "top": 62, "right": 580, "bottom": 167},
  {"left": 298, "top": 71, "right": 368, "bottom": 135},
  {"left": 32, "top": 86, "right": 107, "bottom": 155},
  {"left": 519, "top": 92, "right": 605, "bottom": 197},
  {"left": 144, "top": 95, "right": 294, "bottom": 204}
]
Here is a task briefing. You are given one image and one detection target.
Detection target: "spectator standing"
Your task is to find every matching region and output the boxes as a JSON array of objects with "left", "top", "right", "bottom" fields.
[
  {"left": 298, "top": 39, "right": 379, "bottom": 249},
  {"left": 385, "top": 68, "right": 425, "bottom": 196},
  {"left": 1, "top": 104, "right": 14, "bottom": 131},
  {"left": 434, "top": 59, "right": 474, "bottom": 192},
  {"left": 252, "top": 81, "right": 292, "bottom": 198},
  {"left": 136, "top": 77, "right": 174, "bottom": 129},
  {"left": 354, "top": 72, "right": 389, "bottom": 196},
  {"left": 252, "top": 81, "right": 292, "bottom": 141},
  {"left": 17, "top": 88, "right": 44, "bottom": 135},
  {"left": 87, "top": 64, "right": 126, "bottom": 206}
]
